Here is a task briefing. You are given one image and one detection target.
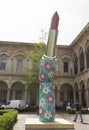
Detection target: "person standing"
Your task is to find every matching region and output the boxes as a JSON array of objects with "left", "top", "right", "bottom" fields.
[{"left": 73, "top": 101, "right": 83, "bottom": 123}]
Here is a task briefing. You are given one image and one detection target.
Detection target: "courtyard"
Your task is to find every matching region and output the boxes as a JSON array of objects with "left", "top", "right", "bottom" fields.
[{"left": 13, "top": 113, "right": 89, "bottom": 130}]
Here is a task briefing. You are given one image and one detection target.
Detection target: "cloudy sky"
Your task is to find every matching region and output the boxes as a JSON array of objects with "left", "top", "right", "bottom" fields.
[{"left": 0, "top": 0, "right": 89, "bottom": 45}]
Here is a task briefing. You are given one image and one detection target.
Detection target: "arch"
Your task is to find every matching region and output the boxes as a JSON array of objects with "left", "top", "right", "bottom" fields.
[
  {"left": 11, "top": 81, "right": 25, "bottom": 89},
  {"left": 0, "top": 81, "right": 8, "bottom": 89},
  {"left": 0, "top": 81, "right": 8, "bottom": 104},
  {"left": 60, "top": 83, "right": 73, "bottom": 107},
  {"left": 79, "top": 47, "right": 85, "bottom": 72},
  {"left": 61, "top": 55, "right": 71, "bottom": 73},
  {"left": 80, "top": 81, "right": 86, "bottom": 107},
  {"left": 11, "top": 81, "right": 25, "bottom": 100},
  {"left": 0, "top": 51, "right": 10, "bottom": 57},
  {"left": 61, "top": 55, "right": 71, "bottom": 61},
  {"left": 14, "top": 51, "right": 26, "bottom": 58}
]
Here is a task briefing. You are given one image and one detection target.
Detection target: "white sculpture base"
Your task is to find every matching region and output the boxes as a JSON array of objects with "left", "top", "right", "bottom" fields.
[{"left": 25, "top": 118, "right": 74, "bottom": 130}]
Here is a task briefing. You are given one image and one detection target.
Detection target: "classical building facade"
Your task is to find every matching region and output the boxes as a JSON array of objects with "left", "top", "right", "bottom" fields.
[{"left": 0, "top": 23, "right": 89, "bottom": 108}]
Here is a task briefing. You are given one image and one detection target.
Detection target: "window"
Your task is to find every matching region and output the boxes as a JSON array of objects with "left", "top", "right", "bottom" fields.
[
  {"left": 63, "top": 61, "right": 68, "bottom": 73},
  {"left": 0, "top": 55, "right": 6, "bottom": 70},
  {"left": 16, "top": 55, "right": 23, "bottom": 72},
  {"left": 74, "top": 56, "right": 78, "bottom": 75},
  {"left": 80, "top": 51, "right": 84, "bottom": 72},
  {"left": 86, "top": 48, "right": 89, "bottom": 68}
]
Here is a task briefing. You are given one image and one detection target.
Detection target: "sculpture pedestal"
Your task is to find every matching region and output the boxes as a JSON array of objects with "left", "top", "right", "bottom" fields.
[{"left": 25, "top": 118, "right": 74, "bottom": 130}]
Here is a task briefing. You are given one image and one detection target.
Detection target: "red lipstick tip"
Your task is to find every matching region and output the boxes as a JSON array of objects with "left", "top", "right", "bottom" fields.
[{"left": 50, "top": 11, "right": 59, "bottom": 30}]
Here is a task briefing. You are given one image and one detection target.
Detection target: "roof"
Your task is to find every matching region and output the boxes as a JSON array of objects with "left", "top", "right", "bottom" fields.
[{"left": 70, "top": 22, "right": 89, "bottom": 47}]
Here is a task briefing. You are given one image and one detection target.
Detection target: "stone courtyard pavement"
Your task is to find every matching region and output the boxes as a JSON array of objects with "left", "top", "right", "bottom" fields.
[{"left": 13, "top": 113, "right": 89, "bottom": 130}]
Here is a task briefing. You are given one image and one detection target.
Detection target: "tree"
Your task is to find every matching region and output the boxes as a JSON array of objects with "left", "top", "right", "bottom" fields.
[{"left": 24, "top": 42, "right": 46, "bottom": 91}]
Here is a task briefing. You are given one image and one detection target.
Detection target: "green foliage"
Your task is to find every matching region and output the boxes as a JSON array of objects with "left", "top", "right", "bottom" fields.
[
  {"left": 67, "top": 108, "right": 89, "bottom": 114},
  {"left": 24, "top": 43, "right": 46, "bottom": 89},
  {"left": 29, "top": 42, "right": 46, "bottom": 61},
  {"left": 81, "top": 108, "right": 89, "bottom": 114},
  {"left": 67, "top": 108, "right": 76, "bottom": 114},
  {"left": 0, "top": 110, "right": 18, "bottom": 130},
  {"left": 0, "top": 127, "right": 5, "bottom": 130}
]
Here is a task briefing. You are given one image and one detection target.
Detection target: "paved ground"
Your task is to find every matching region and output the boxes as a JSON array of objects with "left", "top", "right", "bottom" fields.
[{"left": 13, "top": 113, "right": 89, "bottom": 130}]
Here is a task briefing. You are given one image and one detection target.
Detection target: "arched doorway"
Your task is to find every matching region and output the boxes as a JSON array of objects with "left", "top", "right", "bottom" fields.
[
  {"left": 60, "top": 83, "right": 73, "bottom": 108},
  {"left": 0, "top": 81, "right": 8, "bottom": 104},
  {"left": 11, "top": 81, "right": 25, "bottom": 100}
]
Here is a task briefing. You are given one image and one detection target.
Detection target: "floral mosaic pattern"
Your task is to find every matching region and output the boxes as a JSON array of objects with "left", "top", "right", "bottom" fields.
[
  {"left": 39, "top": 56, "right": 56, "bottom": 122},
  {"left": 39, "top": 82, "right": 55, "bottom": 122},
  {"left": 39, "top": 56, "right": 56, "bottom": 82}
]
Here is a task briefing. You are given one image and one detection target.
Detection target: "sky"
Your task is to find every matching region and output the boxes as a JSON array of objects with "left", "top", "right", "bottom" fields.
[{"left": 0, "top": 0, "right": 89, "bottom": 45}]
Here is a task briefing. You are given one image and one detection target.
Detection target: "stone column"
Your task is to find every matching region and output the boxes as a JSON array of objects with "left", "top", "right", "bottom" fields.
[
  {"left": 72, "top": 61, "right": 74, "bottom": 76},
  {"left": 85, "top": 88, "right": 89, "bottom": 107},
  {"left": 6, "top": 88, "right": 11, "bottom": 102},
  {"left": 57, "top": 89, "right": 60, "bottom": 106},
  {"left": 60, "top": 61, "right": 63, "bottom": 75},
  {"left": 6, "top": 58, "right": 11, "bottom": 73},
  {"left": 24, "top": 88, "right": 28, "bottom": 103},
  {"left": 73, "top": 90, "right": 76, "bottom": 104},
  {"left": 84, "top": 52, "right": 87, "bottom": 69},
  {"left": 79, "top": 89, "right": 82, "bottom": 104},
  {"left": 13, "top": 58, "right": 16, "bottom": 73},
  {"left": 78, "top": 57, "right": 80, "bottom": 74},
  {"left": 27, "top": 91, "right": 30, "bottom": 104},
  {"left": 10, "top": 58, "right": 14, "bottom": 73},
  {"left": 12, "top": 90, "right": 16, "bottom": 100}
]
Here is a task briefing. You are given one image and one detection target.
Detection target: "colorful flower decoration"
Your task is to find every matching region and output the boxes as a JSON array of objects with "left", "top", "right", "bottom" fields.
[
  {"left": 44, "top": 111, "right": 52, "bottom": 120},
  {"left": 48, "top": 71, "right": 54, "bottom": 78},
  {"left": 39, "top": 107, "right": 44, "bottom": 115},
  {"left": 47, "top": 95, "right": 54, "bottom": 103},
  {"left": 39, "top": 84, "right": 42, "bottom": 90},
  {"left": 45, "top": 62, "right": 52, "bottom": 70},
  {"left": 43, "top": 86, "right": 50, "bottom": 94},
  {"left": 40, "top": 73, "right": 46, "bottom": 80},
  {"left": 40, "top": 98, "right": 46, "bottom": 106}
]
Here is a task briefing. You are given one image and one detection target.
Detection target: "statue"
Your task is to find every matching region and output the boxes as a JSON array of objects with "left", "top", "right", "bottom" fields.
[{"left": 39, "top": 11, "right": 59, "bottom": 122}]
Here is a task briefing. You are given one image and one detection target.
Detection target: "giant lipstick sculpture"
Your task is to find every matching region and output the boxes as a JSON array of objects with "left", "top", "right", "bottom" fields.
[{"left": 39, "top": 11, "right": 59, "bottom": 122}]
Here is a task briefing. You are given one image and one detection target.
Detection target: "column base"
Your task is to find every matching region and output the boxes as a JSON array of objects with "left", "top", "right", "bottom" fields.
[{"left": 25, "top": 118, "right": 74, "bottom": 130}]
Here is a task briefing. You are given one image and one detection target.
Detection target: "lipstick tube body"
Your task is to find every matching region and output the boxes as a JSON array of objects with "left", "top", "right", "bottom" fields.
[
  {"left": 39, "top": 55, "right": 56, "bottom": 122},
  {"left": 46, "top": 29, "right": 58, "bottom": 57}
]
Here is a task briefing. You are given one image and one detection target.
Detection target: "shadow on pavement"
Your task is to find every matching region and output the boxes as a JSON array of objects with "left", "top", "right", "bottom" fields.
[{"left": 82, "top": 122, "right": 89, "bottom": 125}]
